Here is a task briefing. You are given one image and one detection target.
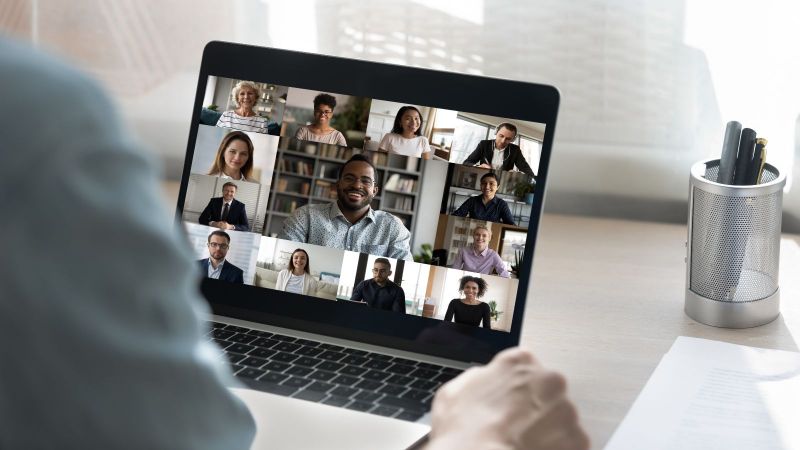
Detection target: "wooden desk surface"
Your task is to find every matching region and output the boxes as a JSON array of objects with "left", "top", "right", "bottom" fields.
[{"left": 524, "top": 213, "right": 800, "bottom": 448}]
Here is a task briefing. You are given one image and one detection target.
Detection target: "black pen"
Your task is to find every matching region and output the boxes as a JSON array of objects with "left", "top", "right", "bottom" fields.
[
  {"left": 733, "top": 128, "right": 757, "bottom": 185},
  {"left": 747, "top": 138, "right": 767, "bottom": 185}
]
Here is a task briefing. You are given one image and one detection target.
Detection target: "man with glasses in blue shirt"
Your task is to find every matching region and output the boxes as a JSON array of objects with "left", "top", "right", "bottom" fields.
[
  {"left": 279, "top": 154, "right": 412, "bottom": 260},
  {"left": 198, "top": 231, "right": 244, "bottom": 283}
]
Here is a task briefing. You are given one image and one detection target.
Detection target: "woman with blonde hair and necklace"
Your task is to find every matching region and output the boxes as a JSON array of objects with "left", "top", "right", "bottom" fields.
[{"left": 216, "top": 80, "right": 272, "bottom": 134}]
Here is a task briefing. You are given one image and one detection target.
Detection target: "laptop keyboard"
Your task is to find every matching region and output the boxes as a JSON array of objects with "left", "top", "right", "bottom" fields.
[{"left": 206, "top": 322, "right": 463, "bottom": 421}]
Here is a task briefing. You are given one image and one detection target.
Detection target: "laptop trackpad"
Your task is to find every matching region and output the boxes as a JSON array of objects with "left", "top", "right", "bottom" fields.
[{"left": 230, "top": 387, "right": 430, "bottom": 449}]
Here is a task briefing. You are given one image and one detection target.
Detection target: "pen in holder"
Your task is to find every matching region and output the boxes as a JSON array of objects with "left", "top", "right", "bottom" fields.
[{"left": 685, "top": 158, "right": 785, "bottom": 328}]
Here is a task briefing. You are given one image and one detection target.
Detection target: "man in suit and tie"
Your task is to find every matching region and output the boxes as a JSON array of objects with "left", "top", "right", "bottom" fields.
[
  {"left": 199, "top": 182, "right": 250, "bottom": 232},
  {"left": 462, "top": 122, "right": 536, "bottom": 179},
  {"left": 198, "top": 231, "right": 244, "bottom": 284}
]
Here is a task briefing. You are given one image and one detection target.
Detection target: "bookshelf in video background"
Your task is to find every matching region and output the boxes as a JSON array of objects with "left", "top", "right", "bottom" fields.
[{"left": 264, "top": 143, "right": 422, "bottom": 237}]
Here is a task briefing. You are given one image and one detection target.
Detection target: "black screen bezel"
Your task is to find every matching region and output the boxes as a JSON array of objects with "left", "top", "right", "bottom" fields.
[{"left": 177, "top": 41, "right": 559, "bottom": 364}]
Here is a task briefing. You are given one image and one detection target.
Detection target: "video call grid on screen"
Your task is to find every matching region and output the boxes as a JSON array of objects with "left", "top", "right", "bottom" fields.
[{"left": 186, "top": 75, "right": 546, "bottom": 333}]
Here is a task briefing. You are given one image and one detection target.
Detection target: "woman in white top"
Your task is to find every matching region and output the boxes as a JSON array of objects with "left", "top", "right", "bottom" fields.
[
  {"left": 216, "top": 80, "right": 270, "bottom": 134},
  {"left": 377, "top": 105, "right": 432, "bottom": 159},
  {"left": 293, "top": 93, "right": 348, "bottom": 146},
  {"left": 275, "top": 249, "right": 319, "bottom": 296},
  {"left": 207, "top": 131, "right": 258, "bottom": 182}
]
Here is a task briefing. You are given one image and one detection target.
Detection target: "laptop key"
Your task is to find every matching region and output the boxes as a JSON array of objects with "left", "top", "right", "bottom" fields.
[
  {"left": 361, "top": 370, "right": 391, "bottom": 381},
  {"left": 249, "top": 348, "right": 277, "bottom": 359},
  {"left": 294, "top": 338, "right": 320, "bottom": 347},
  {"left": 346, "top": 401, "right": 374, "bottom": 412},
  {"left": 229, "top": 333, "right": 257, "bottom": 344},
  {"left": 442, "top": 367, "right": 463, "bottom": 376},
  {"left": 363, "top": 360, "right": 391, "bottom": 370},
  {"left": 273, "top": 342, "right": 301, "bottom": 352},
  {"left": 251, "top": 338, "right": 279, "bottom": 348},
  {"left": 306, "top": 381, "right": 335, "bottom": 392},
  {"left": 410, "top": 368, "right": 438, "bottom": 379},
  {"left": 293, "top": 389, "right": 327, "bottom": 402},
  {"left": 259, "top": 371, "right": 289, "bottom": 384},
  {"left": 379, "top": 384, "right": 407, "bottom": 396},
  {"left": 354, "top": 391, "right": 383, "bottom": 402},
  {"left": 322, "top": 396, "right": 350, "bottom": 407},
  {"left": 270, "top": 334, "right": 297, "bottom": 342},
  {"left": 286, "top": 366, "right": 314, "bottom": 377},
  {"left": 294, "top": 346, "right": 324, "bottom": 357},
  {"left": 282, "top": 377, "right": 313, "bottom": 388},
  {"left": 341, "top": 355, "right": 368, "bottom": 365},
  {"left": 239, "top": 356, "right": 268, "bottom": 368},
  {"left": 371, "top": 406, "right": 400, "bottom": 417},
  {"left": 339, "top": 366, "right": 367, "bottom": 376},
  {"left": 330, "top": 375, "right": 360, "bottom": 386},
  {"left": 402, "top": 389, "right": 431, "bottom": 402},
  {"left": 410, "top": 379, "right": 439, "bottom": 391},
  {"left": 294, "top": 357, "right": 323, "bottom": 368},
  {"left": 386, "top": 364, "right": 415, "bottom": 375},
  {"left": 211, "top": 329, "right": 235, "bottom": 340},
  {"left": 329, "top": 386, "right": 358, "bottom": 398},
  {"left": 316, "top": 361, "right": 344, "bottom": 372},
  {"left": 396, "top": 410, "right": 424, "bottom": 422},
  {"left": 354, "top": 379, "right": 382, "bottom": 391},
  {"left": 236, "top": 367, "right": 266, "bottom": 379},
  {"left": 386, "top": 375, "right": 414, "bottom": 386},
  {"left": 263, "top": 361, "right": 290, "bottom": 372},
  {"left": 271, "top": 352, "right": 300, "bottom": 363},
  {"left": 227, "top": 343, "right": 255, "bottom": 354},
  {"left": 415, "top": 362, "right": 443, "bottom": 370},
  {"left": 307, "top": 370, "right": 337, "bottom": 382},
  {"left": 434, "top": 372, "right": 457, "bottom": 383},
  {"left": 318, "top": 351, "right": 346, "bottom": 361}
]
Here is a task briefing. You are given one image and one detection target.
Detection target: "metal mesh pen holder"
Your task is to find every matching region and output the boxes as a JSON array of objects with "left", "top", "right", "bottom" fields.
[{"left": 685, "top": 158, "right": 784, "bottom": 328}]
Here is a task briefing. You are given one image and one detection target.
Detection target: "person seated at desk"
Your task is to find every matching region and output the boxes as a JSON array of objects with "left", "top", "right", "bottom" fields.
[
  {"left": 462, "top": 122, "right": 535, "bottom": 178},
  {"left": 451, "top": 172, "right": 515, "bottom": 225},
  {"left": 451, "top": 226, "right": 510, "bottom": 278},
  {"left": 198, "top": 182, "right": 250, "bottom": 232},
  {"left": 278, "top": 154, "right": 412, "bottom": 260},
  {"left": 198, "top": 231, "right": 244, "bottom": 284},
  {"left": 350, "top": 258, "right": 406, "bottom": 313},
  {"left": 275, "top": 248, "right": 319, "bottom": 295},
  {"left": 293, "top": 93, "right": 347, "bottom": 146},
  {"left": 377, "top": 106, "right": 432, "bottom": 159},
  {"left": 445, "top": 276, "right": 491, "bottom": 329},
  {"left": 207, "top": 131, "right": 258, "bottom": 182}
]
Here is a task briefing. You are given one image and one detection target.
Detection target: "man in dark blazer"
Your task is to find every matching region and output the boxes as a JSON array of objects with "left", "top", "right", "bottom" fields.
[
  {"left": 198, "top": 231, "right": 244, "bottom": 284},
  {"left": 462, "top": 122, "right": 536, "bottom": 178},
  {"left": 198, "top": 182, "right": 250, "bottom": 232}
]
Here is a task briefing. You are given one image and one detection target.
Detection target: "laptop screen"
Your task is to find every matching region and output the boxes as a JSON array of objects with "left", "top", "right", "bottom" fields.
[{"left": 178, "top": 43, "right": 559, "bottom": 363}]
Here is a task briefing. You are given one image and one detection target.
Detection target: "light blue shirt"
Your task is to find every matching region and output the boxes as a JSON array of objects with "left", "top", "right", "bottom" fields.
[
  {"left": 278, "top": 202, "right": 413, "bottom": 260},
  {"left": 207, "top": 258, "right": 225, "bottom": 279},
  {"left": 0, "top": 38, "right": 254, "bottom": 449}
]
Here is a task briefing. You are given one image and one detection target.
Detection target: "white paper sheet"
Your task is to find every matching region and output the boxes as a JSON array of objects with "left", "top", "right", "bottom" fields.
[{"left": 605, "top": 337, "right": 800, "bottom": 450}]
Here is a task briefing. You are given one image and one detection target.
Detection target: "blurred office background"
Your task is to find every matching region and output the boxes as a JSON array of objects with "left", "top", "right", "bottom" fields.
[{"left": 3, "top": 0, "right": 800, "bottom": 230}]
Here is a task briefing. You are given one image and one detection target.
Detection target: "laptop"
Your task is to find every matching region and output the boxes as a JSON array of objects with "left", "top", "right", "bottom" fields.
[{"left": 176, "top": 41, "right": 559, "bottom": 449}]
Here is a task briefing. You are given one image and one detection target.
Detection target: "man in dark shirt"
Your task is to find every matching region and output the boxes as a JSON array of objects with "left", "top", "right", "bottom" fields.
[
  {"left": 350, "top": 258, "right": 406, "bottom": 313},
  {"left": 451, "top": 172, "right": 515, "bottom": 225}
]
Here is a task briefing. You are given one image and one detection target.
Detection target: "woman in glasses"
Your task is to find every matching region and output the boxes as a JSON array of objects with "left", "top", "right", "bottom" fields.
[{"left": 294, "top": 93, "right": 347, "bottom": 146}]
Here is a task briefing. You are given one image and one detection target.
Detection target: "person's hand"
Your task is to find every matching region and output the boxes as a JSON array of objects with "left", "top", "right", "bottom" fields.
[
  {"left": 477, "top": 163, "right": 492, "bottom": 169},
  {"left": 427, "top": 348, "right": 588, "bottom": 450}
]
